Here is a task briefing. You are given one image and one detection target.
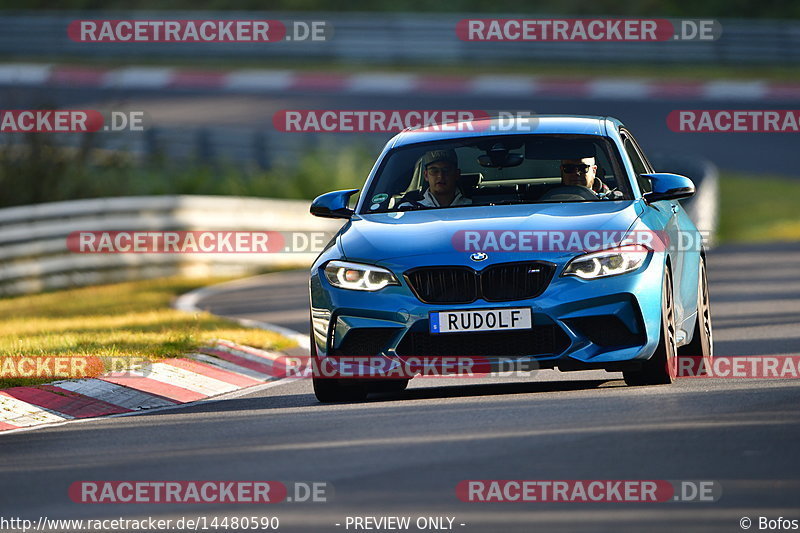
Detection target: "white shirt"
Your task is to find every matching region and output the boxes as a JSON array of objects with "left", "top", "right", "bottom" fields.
[{"left": 407, "top": 189, "right": 472, "bottom": 208}]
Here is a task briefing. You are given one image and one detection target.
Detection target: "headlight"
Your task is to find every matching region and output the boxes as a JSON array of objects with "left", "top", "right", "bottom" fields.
[
  {"left": 561, "top": 245, "right": 650, "bottom": 279},
  {"left": 324, "top": 260, "right": 399, "bottom": 291}
]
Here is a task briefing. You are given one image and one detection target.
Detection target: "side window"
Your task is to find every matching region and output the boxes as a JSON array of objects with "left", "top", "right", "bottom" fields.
[{"left": 622, "top": 135, "right": 652, "bottom": 194}]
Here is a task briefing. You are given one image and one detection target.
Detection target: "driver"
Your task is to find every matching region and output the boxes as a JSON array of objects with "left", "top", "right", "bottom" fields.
[
  {"left": 560, "top": 157, "right": 610, "bottom": 196},
  {"left": 401, "top": 150, "right": 472, "bottom": 208}
]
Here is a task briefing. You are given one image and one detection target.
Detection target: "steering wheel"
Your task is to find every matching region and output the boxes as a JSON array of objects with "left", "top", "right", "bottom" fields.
[
  {"left": 538, "top": 186, "right": 598, "bottom": 202},
  {"left": 395, "top": 189, "right": 426, "bottom": 210},
  {"left": 397, "top": 202, "right": 425, "bottom": 211}
]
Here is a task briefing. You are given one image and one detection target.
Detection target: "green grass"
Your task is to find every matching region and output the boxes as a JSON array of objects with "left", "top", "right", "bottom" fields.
[
  {"left": 0, "top": 138, "right": 372, "bottom": 208},
  {"left": 0, "top": 277, "right": 296, "bottom": 389},
  {"left": 718, "top": 173, "right": 800, "bottom": 242}
]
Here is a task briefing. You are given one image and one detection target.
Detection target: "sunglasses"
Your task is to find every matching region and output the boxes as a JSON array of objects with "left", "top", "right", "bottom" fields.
[
  {"left": 561, "top": 163, "right": 591, "bottom": 173},
  {"left": 426, "top": 166, "right": 456, "bottom": 176}
]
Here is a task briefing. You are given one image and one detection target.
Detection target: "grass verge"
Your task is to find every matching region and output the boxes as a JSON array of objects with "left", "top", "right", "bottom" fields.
[
  {"left": 0, "top": 276, "right": 296, "bottom": 389},
  {"left": 0, "top": 137, "right": 372, "bottom": 209},
  {"left": 718, "top": 173, "right": 800, "bottom": 242}
]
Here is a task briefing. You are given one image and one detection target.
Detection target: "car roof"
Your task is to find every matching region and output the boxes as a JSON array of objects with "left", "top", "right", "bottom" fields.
[{"left": 389, "top": 115, "right": 622, "bottom": 148}]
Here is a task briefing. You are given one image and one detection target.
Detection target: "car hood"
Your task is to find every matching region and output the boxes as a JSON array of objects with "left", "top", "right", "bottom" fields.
[{"left": 340, "top": 202, "right": 642, "bottom": 263}]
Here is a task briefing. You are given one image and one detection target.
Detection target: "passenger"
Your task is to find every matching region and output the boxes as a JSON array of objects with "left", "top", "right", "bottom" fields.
[
  {"left": 402, "top": 150, "right": 472, "bottom": 208},
  {"left": 560, "top": 157, "right": 610, "bottom": 195}
]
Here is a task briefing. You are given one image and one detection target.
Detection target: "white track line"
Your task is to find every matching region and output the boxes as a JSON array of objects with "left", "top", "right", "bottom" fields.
[{"left": 174, "top": 277, "right": 310, "bottom": 350}]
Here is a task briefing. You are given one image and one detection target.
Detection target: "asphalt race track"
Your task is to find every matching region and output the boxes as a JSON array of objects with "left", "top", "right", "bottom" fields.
[{"left": 1, "top": 241, "right": 798, "bottom": 532}]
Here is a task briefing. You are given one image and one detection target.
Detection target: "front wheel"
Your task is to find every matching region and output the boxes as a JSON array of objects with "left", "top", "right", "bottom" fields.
[
  {"left": 677, "top": 258, "right": 713, "bottom": 374},
  {"left": 313, "top": 376, "right": 367, "bottom": 403},
  {"left": 310, "top": 336, "right": 367, "bottom": 403},
  {"left": 624, "top": 267, "right": 678, "bottom": 386}
]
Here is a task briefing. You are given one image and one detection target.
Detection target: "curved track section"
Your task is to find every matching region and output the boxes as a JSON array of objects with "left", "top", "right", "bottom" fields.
[{"left": 0, "top": 243, "right": 795, "bottom": 532}]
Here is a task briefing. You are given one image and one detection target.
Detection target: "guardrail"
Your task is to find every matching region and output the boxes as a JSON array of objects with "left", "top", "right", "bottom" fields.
[
  {"left": 0, "top": 195, "right": 344, "bottom": 296},
  {"left": 0, "top": 12, "right": 798, "bottom": 65},
  {"left": 650, "top": 154, "right": 719, "bottom": 246}
]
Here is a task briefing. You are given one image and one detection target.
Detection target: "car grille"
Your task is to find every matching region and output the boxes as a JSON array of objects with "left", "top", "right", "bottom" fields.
[
  {"left": 404, "top": 267, "right": 477, "bottom": 304},
  {"left": 405, "top": 261, "right": 555, "bottom": 304},
  {"left": 396, "top": 324, "right": 570, "bottom": 358}
]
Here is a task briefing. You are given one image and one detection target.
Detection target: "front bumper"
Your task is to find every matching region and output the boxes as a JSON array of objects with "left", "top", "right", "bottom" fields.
[{"left": 310, "top": 252, "right": 664, "bottom": 376}]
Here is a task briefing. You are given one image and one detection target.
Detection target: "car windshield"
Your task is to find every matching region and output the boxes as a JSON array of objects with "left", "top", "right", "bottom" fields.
[{"left": 360, "top": 134, "right": 632, "bottom": 213}]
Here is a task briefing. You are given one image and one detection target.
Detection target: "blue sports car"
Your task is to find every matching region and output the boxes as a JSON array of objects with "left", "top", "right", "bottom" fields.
[{"left": 308, "top": 115, "right": 713, "bottom": 402}]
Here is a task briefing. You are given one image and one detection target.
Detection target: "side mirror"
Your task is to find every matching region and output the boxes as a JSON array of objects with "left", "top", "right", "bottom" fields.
[
  {"left": 310, "top": 189, "right": 359, "bottom": 219},
  {"left": 641, "top": 173, "right": 695, "bottom": 204}
]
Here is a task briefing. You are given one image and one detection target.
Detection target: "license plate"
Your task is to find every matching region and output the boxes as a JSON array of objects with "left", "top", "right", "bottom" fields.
[{"left": 430, "top": 308, "right": 532, "bottom": 334}]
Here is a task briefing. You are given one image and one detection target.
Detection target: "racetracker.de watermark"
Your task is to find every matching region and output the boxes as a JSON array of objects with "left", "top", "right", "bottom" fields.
[
  {"left": 0, "top": 356, "right": 103, "bottom": 379},
  {"left": 274, "top": 355, "right": 540, "bottom": 380},
  {"left": 457, "top": 480, "right": 721, "bottom": 502},
  {"left": 272, "top": 110, "right": 538, "bottom": 133},
  {"left": 679, "top": 356, "right": 800, "bottom": 379},
  {"left": 456, "top": 18, "right": 721, "bottom": 41},
  {"left": 0, "top": 110, "right": 145, "bottom": 132},
  {"left": 453, "top": 230, "right": 710, "bottom": 253},
  {"left": 69, "top": 481, "right": 331, "bottom": 504},
  {"left": 67, "top": 231, "right": 334, "bottom": 254},
  {"left": 0, "top": 356, "right": 149, "bottom": 380},
  {"left": 67, "top": 20, "right": 331, "bottom": 42},
  {"left": 668, "top": 110, "right": 800, "bottom": 132}
]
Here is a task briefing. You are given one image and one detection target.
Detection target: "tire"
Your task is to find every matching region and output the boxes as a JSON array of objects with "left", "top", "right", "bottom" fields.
[
  {"left": 310, "top": 335, "right": 367, "bottom": 403},
  {"left": 677, "top": 258, "right": 714, "bottom": 375},
  {"left": 367, "top": 379, "right": 409, "bottom": 394},
  {"left": 313, "top": 376, "right": 367, "bottom": 403},
  {"left": 624, "top": 267, "right": 678, "bottom": 386}
]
